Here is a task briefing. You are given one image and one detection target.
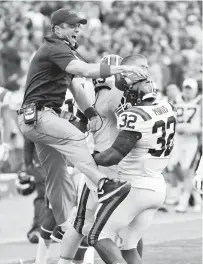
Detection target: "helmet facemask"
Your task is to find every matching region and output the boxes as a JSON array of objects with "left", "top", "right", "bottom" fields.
[
  {"left": 114, "top": 96, "right": 132, "bottom": 118},
  {"left": 124, "top": 79, "right": 157, "bottom": 106}
]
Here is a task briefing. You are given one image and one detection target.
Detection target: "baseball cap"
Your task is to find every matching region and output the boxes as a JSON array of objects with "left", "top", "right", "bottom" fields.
[
  {"left": 51, "top": 8, "right": 87, "bottom": 26},
  {"left": 182, "top": 78, "right": 198, "bottom": 91}
]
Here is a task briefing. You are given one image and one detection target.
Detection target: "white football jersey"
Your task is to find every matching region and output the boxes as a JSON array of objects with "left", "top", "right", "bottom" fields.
[
  {"left": 93, "top": 76, "right": 123, "bottom": 178},
  {"left": 117, "top": 100, "right": 176, "bottom": 190},
  {"left": 93, "top": 76, "right": 123, "bottom": 152},
  {"left": 175, "top": 94, "right": 202, "bottom": 138}
]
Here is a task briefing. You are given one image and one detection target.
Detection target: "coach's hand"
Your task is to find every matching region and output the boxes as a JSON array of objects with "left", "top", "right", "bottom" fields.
[
  {"left": 88, "top": 115, "right": 102, "bottom": 132},
  {"left": 115, "top": 68, "right": 148, "bottom": 92},
  {"left": 124, "top": 65, "right": 148, "bottom": 79}
]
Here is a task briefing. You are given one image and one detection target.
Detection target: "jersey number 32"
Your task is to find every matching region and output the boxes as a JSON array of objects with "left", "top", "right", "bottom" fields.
[{"left": 149, "top": 116, "right": 176, "bottom": 157}]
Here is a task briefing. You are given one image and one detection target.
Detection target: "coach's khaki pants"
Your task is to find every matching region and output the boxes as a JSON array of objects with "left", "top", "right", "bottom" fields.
[{"left": 18, "top": 108, "right": 106, "bottom": 224}]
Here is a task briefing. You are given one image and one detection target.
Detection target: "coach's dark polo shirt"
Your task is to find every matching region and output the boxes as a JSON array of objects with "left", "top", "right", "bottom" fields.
[{"left": 22, "top": 33, "right": 77, "bottom": 109}]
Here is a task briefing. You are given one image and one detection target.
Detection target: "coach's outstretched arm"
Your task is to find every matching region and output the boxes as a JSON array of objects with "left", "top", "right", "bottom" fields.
[{"left": 65, "top": 60, "right": 148, "bottom": 79}]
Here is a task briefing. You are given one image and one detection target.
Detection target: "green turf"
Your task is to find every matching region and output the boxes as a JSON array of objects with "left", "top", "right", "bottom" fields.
[{"left": 6, "top": 238, "right": 202, "bottom": 264}]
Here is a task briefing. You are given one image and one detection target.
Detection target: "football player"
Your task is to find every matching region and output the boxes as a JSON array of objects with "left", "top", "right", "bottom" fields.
[
  {"left": 0, "top": 87, "right": 13, "bottom": 170},
  {"left": 169, "top": 78, "right": 202, "bottom": 213},
  {"left": 70, "top": 54, "right": 145, "bottom": 264},
  {"left": 87, "top": 66, "right": 176, "bottom": 264},
  {"left": 58, "top": 55, "right": 169, "bottom": 264},
  {"left": 59, "top": 54, "right": 124, "bottom": 264}
]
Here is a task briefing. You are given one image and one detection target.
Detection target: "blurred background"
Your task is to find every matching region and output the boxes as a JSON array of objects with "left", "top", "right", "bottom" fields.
[{"left": 0, "top": 1, "right": 202, "bottom": 261}]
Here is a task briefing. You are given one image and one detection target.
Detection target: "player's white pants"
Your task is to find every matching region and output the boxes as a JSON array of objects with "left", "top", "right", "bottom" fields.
[{"left": 73, "top": 180, "right": 166, "bottom": 250}]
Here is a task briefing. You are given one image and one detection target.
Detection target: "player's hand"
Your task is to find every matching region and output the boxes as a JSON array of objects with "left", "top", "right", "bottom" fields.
[
  {"left": 87, "top": 115, "right": 102, "bottom": 132},
  {"left": 193, "top": 174, "right": 203, "bottom": 194}
]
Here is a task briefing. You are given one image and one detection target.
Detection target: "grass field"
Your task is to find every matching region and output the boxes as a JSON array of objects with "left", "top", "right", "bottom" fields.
[{"left": 0, "top": 194, "right": 202, "bottom": 264}]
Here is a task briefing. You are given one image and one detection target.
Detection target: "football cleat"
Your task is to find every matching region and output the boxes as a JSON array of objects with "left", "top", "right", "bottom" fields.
[{"left": 97, "top": 178, "right": 131, "bottom": 203}]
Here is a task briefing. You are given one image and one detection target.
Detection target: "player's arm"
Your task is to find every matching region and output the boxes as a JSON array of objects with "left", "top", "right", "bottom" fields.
[
  {"left": 93, "top": 130, "right": 142, "bottom": 166},
  {"left": 70, "top": 77, "right": 97, "bottom": 119},
  {"left": 66, "top": 60, "right": 148, "bottom": 79},
  {"left": 1, "top": 103, "right": 13, "bottom": 143}
]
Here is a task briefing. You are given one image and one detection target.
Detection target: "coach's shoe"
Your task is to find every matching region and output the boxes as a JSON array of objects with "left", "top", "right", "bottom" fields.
[
  {"left": 27, "top": 230, "right": 40, "bottom": 244},
  {"left": 97, "top": 178, "right": 131, "bottom": 203},
  {"left": 50, "top": 225, "right": 65, "bottom": 243},
  {"left": 27, "top": 226, "right": 40, "bottom": 244}
]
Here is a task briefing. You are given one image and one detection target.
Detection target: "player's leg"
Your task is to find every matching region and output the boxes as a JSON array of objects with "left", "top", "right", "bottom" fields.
[
  {"left": 59, "top": 222, "right": 85, "bottom": 264},
  {"left": 191, "top": 152, "right": 202, "bottom": 212},
  {"left": 59, "top": 185, "right": 97, "bottom": 263},
  {"left": 175, "top": 140, "right": 200, "bottom": 212},
  {"left": 120, "top": 189, "right": 166, "bottom": 264},
  {"left": 94, "top": 239, "right": 127, "bottom": 264},
  {"left": 87, "top": 189, "right": 132, "bottom": 264},
  {"left": 121, "top": 249, "right": 141, "bottom": 264},
  {"left": 120, "top": 208, "right": 158, "bottom": 264},
  {"left": 71, "top": 172, "right": 89, "bottom": 263},
  {"left": 165, "top": 142, "right": 182, "bottom": 205},
  {"left": 88, "top": 186, "right": 166, "bottom": 264},
  {"left": 36, "top": 201, "right": 56, "bottom": 264},
  {"left": 28, "top": 166, "right": 46, "bottom": 243},
  {"left": 72, "top": 237, "right": 89, "bottom": 264}
]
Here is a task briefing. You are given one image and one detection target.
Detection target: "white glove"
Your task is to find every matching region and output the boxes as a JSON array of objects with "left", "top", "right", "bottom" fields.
[{"left": 193, "top": 174, "right": 203, "bottom": 194}]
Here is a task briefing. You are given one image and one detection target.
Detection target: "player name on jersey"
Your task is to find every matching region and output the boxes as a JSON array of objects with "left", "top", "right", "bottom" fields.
[{"left": 152, "top": 106, "right": 169, "bottom": 116}]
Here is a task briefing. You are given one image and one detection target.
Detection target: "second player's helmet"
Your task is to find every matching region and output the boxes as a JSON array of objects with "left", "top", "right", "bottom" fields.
[
  {"left": 101, "top": 54, "right": 123, "bottom": 66},
  {"left": 115, "top": 77, "right": 157, "bottom": 117},
  {"left": 124, "top": 78, "right": 157, "bottom": 105}
]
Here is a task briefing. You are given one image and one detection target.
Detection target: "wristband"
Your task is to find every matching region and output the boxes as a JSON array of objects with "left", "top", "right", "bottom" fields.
[
  {"left": 92, "top": 150, "right": 100, "bottom": 159},
  {"left": 84, "top": 107, "right": 97, "bottom": 120},
  {"left": 100, "top": 64, "right": 111, "bottom": 78}
]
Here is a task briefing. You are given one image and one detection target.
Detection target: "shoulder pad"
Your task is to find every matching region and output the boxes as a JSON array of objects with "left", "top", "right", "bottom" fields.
[{"left": 126, "top": 106, "right": 152, "bottom": 121}]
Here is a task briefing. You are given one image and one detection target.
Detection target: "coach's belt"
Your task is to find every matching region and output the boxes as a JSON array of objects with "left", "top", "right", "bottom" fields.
[{"left": 17, "top": 105, "right": 61, "bottom": 115}]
